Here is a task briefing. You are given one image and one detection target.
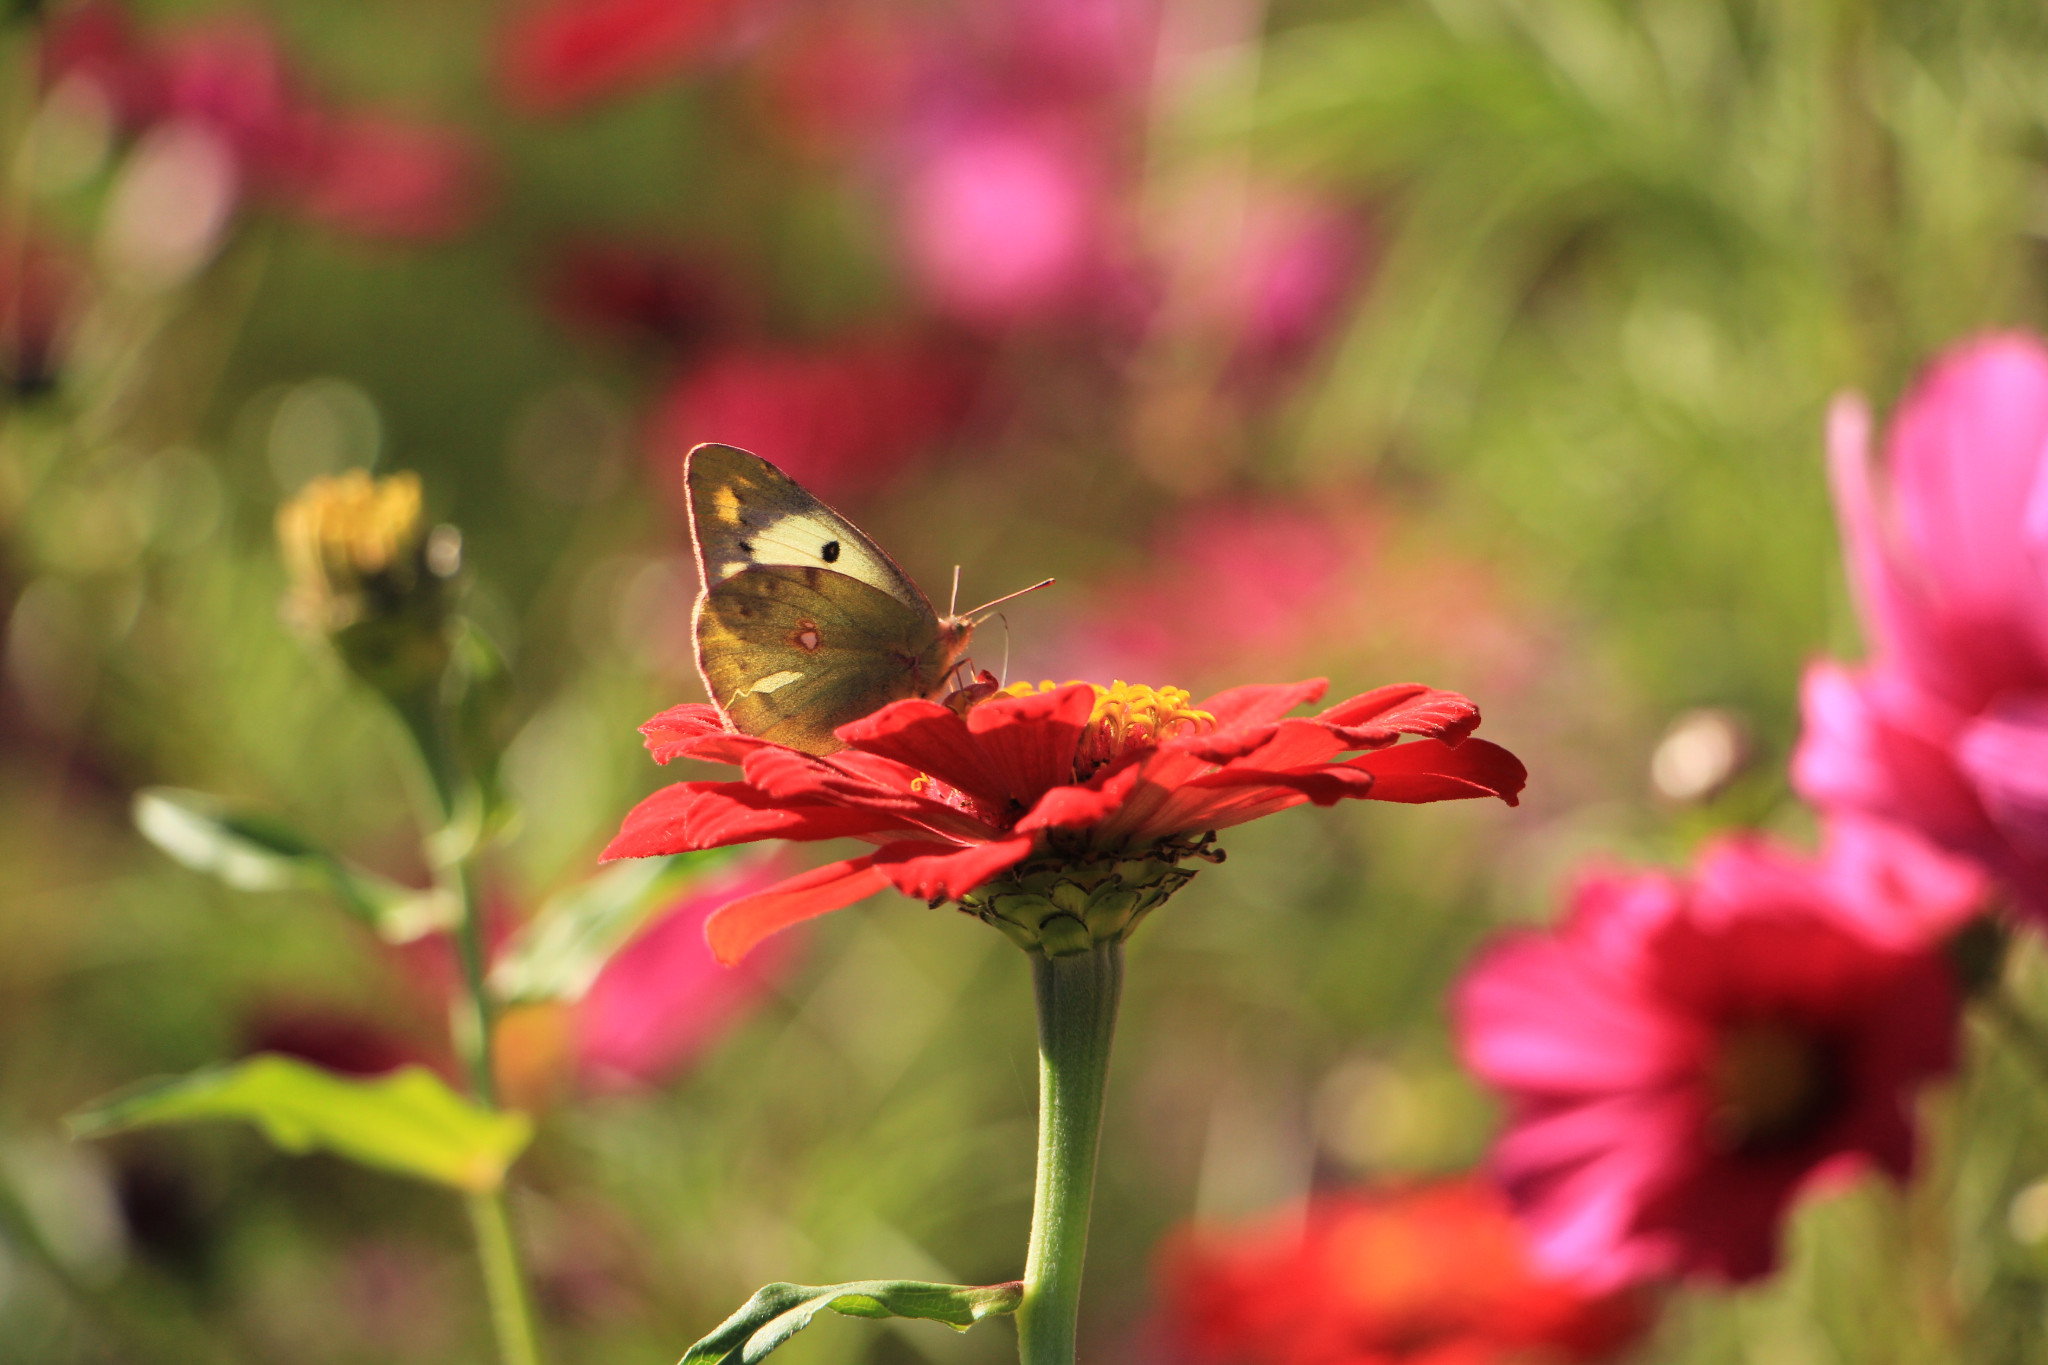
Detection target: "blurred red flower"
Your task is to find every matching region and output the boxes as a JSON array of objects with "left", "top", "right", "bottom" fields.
[
  {"left": 1150, "top": 1179, "right": 1651, "bottom": 1365},
  {"left": 499, "top": 0, "right": 744, "bottom": 115},
  {"left": 0, "top": 236, "right": 81, "bottom": 395},
  {"left": 1455, "top": 832, "right": 1971, "bottom": 1287},
  {"left": 1796, "top": 332, "right": 2048, "bottom": 922},
  {"left": 649, "top": 333, "right": 983, "bottom": 498},
  {"left": 41, "top": 2, "right": 484, "bottom": 242},
  {"left": 541, "top": 239, "right": 735, "bottom": 356},
  {"left": 606, "top": 679, "right": 1524, "bottom": 964}
]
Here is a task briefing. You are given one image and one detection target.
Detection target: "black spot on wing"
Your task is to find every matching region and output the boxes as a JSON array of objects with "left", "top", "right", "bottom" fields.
[
  {"left": 822, "top": 540, "right": 840, "bottom": 563},
  {"left": 737, "top": 541, "right": 754, "bottom": 555}
]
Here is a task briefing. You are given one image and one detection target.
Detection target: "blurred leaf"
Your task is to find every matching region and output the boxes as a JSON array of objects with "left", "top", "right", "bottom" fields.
[
  {"left": 133, "top": 787, "right": 457, "bottom": 942},
  {"left": 680, "top": 1279, "right": 1023, "bottom": 1365},
  {"left": 490, "top": 850, "right": 733, "bottom": 1005},
  {"left": 68, "top": 1056, "right": 530, "bottom": 1192}
]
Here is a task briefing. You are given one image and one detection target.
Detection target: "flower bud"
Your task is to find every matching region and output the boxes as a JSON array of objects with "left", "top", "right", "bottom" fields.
[{"left": 276, "top": 470, "right": 456, "bottom": 699}]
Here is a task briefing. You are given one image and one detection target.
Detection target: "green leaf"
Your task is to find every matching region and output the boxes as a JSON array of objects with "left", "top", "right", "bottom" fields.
[
  {"left": 680, "top": 1280, "right": 1022, "bottom": 1365},
  {"left": 68, "top": 1056, "right": 531, "bottom": 1192},
  {"left": 490, "top": 850, "right": 734, "bottom": 1005},
  {"left": 133, "top": 788, "right": 456, "bottom": 942}
]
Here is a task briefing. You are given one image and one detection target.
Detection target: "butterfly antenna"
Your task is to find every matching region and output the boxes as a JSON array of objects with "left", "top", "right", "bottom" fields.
[
  {"left": 949, "top": 565, "right": 961, "bottom": 620},
  {"left": 999, "top": 614, "right": 1012, "bottom": 687},
  {"left": 961, "top": 577, "right": 1055, "bottom": 624}
]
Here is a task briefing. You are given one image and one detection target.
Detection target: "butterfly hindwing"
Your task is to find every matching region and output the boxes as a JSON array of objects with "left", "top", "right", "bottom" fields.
[
  {"left": 686, "top": 443, "right": 930, "bottom": 615},
  {"left": 696, "top": 564, "right": 957, "bottom": 756}
]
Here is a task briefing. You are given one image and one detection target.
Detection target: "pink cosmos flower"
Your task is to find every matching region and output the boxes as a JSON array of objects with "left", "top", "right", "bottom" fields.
[
  {"left": 899, "top": 117, "right": 1108, "bottom": 328},
  {"left": 1795, "top": 333, "right": 2048, "bottom": 921},
  {"left": 1455, "top": 832, "right": 1973, "bottom": 1287},
  {"left": 648, "top": 333, "right": 984, "bottom": 498},
  {"left": 41, "top": 3, "right": 483, "bottom": 243},
  {"left": 574, "top": 859, "right": 795, "bottom": 1091}
]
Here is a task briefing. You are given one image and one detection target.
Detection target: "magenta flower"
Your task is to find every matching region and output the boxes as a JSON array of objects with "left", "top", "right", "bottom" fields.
[
  {"left": 1455, "top": 832, "right": 1971, "bottom": 1287},
  {"left": 574, "top": 860, "right": 796, "bottom": 1091},
  {"left": 1795, "top": 333, "right": 2048, "bottom": 920}
]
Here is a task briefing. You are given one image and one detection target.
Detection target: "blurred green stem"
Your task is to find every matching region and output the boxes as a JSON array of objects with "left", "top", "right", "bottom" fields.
[
  {"left": 1984, "top": 989, "right": 2048, "bottom": 1091},
  {"left": 468, "top": 1191, "right": 543, "bottom": 1365},
  {"left": 1016, "top": 941, "right": 1124, "bottom": 1365},
  {"left": 396, "top": 682, "right": 542, "bottom": 1364}
]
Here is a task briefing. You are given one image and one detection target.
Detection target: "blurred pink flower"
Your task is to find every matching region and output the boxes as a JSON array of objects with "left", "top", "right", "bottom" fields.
[
  {"left": 900, "top": 117, "right": 1108, "bottom": 328},
  {"left": 649, "top": 332, "right": 984, "bottom": 498},
  {"left": 1455, "top": 833, "right": 1969, "bottom": 1288},
  {"left": 1795, "top": 333, "right": 2048, "bottom": 920},
  {"left": 1054, "top": 498, "right": 1362, "bottom": 684},
  {"left": 1221, "top": 195, "right": 1368, "bottom": 384},
  {"left": 499, "top": 0, "right": 744, "bottom": 115},
  {"left": 574, "top": 859, "right": 797, "bottom": 1091},
  {"left": 41, "top": 2, "right": 484, "bottom": 243}
]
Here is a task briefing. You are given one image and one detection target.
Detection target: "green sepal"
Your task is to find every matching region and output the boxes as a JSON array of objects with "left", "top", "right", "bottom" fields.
[
  {"left": 491, "top": 849, "right": 735, "bottom": 1005},
  {"left": 133, "top": 787, "right": 457, "bottom": 942},
  {"left": 680, "top": 1279, "right": 1023, "bottom": 1365},
  {"left": 67, "top": 1056, "right": 531, "bottom": 1193}
]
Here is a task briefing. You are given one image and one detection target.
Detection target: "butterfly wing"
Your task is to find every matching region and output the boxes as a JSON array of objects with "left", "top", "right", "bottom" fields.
[
  {"left": 686, "top": 443, "right": 932, "bottom": 615},
  {"left": 697, "top": 565, "right": 962, "bottom": 755}
]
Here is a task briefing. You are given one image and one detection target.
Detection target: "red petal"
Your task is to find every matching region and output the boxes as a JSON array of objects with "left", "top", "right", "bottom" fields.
[
  {"left": 641, "top": 703, "right": 759, "bottom": 766},
  {"left": 1016, "top": 768, "right": 1140, "bottom": 833},
  {"left": 836, "top": 700, "right": 1013, "bottom": 807},
  {"left": 966, "top": 684, "right": 1094, "bottom": 804},
  {"left": 740, "top": 745, "right": 1000, "bottom": 844},
  {"left": 1348, "top": 738, "right": 1527, "bottom": 805},
  {"left": 704, "top": 857, "right": 892, "bottom": 965},
  {"left": 1197, "top": 679, "right": 1329, "bottom": 728},
  {"left": 1183, "top": 763, "right": 1380, "bottom": 807},
  {"left": 1316, "top": 684, "right": 1481, "bottom": 750},
  {"left": 602, "top": 781, "right": 905, "bottom": 859},
  {"left": 874, "top": 836, "right": 1036, "bottom": 901}
]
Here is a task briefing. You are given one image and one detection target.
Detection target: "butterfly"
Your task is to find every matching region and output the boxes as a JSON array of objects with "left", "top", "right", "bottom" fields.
[{"left": 686, "top": 443, "right": 1051, "bottom": 756}]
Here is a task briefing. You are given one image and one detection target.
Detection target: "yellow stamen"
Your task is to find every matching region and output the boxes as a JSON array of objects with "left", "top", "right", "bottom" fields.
[{"left": 1003, "top": 679, "right": 1215, "bottom": 774}]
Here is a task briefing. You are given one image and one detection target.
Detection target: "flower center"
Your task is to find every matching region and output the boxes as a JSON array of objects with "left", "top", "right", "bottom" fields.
[
  {"left": 1003, "top": 679, "right": 1215, "bottom": 778},
  {"left": 1706, "top": 1021, "right": 1842, "bottom": 1153}
]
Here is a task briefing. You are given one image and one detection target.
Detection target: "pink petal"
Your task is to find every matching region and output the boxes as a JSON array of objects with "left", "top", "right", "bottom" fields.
[
  {"left": 1955, "top": 695, "right": 2048, "bottom": 859},
  {"left": 576, "top": 860, "right": 793, "bottom": 1089},
  {"left": 1455, "top": 936, "right": 1698, "bottom": 1094}
]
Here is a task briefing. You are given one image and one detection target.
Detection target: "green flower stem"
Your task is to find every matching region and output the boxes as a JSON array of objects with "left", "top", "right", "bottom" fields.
[
  {"left": 1016, "top": 940, "right": 1125, "bottom": 1365},
  {"left": 1984, "top": 989, "right": 2048, "bottom": 1093},
  {"left": 467, "top": 1190, "right": 543, "bottom": 1365},
  {"left": 392, "top": 681, "right": 540, "bottom": 1364}
]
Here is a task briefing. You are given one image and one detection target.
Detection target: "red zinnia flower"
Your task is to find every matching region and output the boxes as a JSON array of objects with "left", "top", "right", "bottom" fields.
[
  {"left": 1454, "top": 832, "right": 1971, "bottom": 1288},
  {"left": 1149, "top": 1179, "right": 1651, "bottom": 1365},
  {"left": 605, "top": 679, "right": 1525, "bottom": 963}
]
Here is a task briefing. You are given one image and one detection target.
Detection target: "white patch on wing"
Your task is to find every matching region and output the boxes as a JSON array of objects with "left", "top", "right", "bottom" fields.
[
  {"left": 744, "top": 512, "right": 925, "bottom": 612},
  {"left": 735, "top": 669, "right": 805, "bottom": 699}
]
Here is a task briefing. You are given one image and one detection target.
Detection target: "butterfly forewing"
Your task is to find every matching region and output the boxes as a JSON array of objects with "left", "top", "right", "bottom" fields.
[
  {"left": 686, "top": 443, "right": 931, "bottom": 616},
  {"left": 696, "top": 565, "right": 961, "bottom": 756}
]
